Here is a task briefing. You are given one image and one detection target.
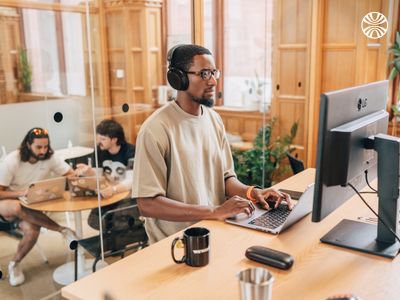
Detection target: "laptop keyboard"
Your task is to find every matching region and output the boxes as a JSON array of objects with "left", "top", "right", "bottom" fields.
[{"left": 249, "top": 204, "right": 291, "bottom": 229}]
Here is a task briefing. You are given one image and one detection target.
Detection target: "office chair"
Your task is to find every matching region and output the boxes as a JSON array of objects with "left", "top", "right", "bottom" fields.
[
  {"left": 73, "top": 202, "right": 148, "bottom": 280},
  {"left": 286, "top": 152, "right": 305, "bottom": 175}
]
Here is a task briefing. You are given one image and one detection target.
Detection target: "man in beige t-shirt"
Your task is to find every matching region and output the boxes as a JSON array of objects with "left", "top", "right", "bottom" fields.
[{"left": 132, "top": 44, "right": 292, "bottom": 243}]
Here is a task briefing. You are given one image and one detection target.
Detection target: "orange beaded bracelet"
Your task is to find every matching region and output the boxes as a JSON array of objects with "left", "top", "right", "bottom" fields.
[{"left": 246, "top": 186, "right": 257, "bottom": 202}]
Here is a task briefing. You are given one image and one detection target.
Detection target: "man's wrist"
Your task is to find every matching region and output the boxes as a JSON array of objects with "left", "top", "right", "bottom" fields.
[
  {"left": 246, "top": 185, "right": 262, "bottom": 202},
  {"left": 206, "top": 206, "right": 220, "bottom": 220}
]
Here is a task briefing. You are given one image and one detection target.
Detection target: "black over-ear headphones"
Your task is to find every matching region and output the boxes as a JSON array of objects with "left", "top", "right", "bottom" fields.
[{"left": 167, "top": 44, "right": 190, "bottom": 91}]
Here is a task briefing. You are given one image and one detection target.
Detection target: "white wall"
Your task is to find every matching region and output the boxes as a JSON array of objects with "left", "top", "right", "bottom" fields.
[{"left": 0, "top": 97, "right": 95, "bottom": 153}]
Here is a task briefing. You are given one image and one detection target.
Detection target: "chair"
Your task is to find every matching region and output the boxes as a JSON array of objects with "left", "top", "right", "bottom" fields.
[
  {"left": 73, "top": 202, "right": 148, "bottom": 280},
  {"left": 286, "top": 152, "right": 305, "bottom": 175}
]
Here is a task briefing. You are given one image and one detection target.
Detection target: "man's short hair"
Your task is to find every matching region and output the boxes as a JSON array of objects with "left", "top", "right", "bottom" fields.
[
  {"left": 169, "top": 44, "right": 212, "bottom": 72},
  {"left": 19, "top": 127, "right": 53, "bottom": 162},
  {"left": 96, "top": 119, "right": 126, "bottom": 145}
]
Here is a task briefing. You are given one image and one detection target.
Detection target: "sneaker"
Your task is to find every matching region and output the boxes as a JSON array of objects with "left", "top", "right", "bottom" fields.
[
  {"left": 61, "top": 228, "right": 78, "bottom": 250},
  {"left": 8, "top": 261, "right": 25, "bottom": 286}
]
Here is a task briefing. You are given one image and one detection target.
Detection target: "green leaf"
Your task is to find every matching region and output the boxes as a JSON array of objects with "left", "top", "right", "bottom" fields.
[{"left": 389, "top": 67, "right": 399, "bottom": 81}]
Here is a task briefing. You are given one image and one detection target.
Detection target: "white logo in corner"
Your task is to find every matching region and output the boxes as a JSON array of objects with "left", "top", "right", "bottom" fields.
[{"left": 361, "top": 12, "right": 388, "bottom": 39}]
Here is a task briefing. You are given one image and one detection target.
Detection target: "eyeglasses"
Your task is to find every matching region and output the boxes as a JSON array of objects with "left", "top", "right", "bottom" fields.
[
  {"left": 30, "top": 128, "right": 49, "bottom": 136},
  {"left": 185, "top": 69, "right": 221, "bottom": 80}
]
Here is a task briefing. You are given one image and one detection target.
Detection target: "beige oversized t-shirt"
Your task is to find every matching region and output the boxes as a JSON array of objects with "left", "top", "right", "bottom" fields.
[{"left": 132, "top": 101, "right": 236, "bottom": 243}]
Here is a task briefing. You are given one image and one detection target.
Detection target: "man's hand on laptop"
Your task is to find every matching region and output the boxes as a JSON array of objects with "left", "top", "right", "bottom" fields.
[
  {"left": 74, "top": 163, "right": 93, "bottom": 177},
  {"left": 252, "top": 188, "right": 294, "bottom": 211},
  {"left": 100, "top": 186, "right": 113, "bottom": 198},
  {"left": 17, "top": 189, "right": 28, "bottom": 198},
  {"left": 212, "top": 196, "right": 256, "bottom": 220}
]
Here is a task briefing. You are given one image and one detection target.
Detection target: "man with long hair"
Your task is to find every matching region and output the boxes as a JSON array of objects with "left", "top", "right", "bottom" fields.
[{"left": 0, "top": 127, "right": 76, "bottom": 286}]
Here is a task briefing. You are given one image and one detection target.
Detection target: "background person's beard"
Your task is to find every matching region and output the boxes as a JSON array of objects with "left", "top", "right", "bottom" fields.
[{"left": 29, "top": 149, "right": 47, "bottom": 161}]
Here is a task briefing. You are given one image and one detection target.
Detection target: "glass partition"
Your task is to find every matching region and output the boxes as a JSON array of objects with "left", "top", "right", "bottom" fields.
[
  {"left": 0, "top": 1, "right": 99, "bottom": 298},
  {"left": 0, "top": 0, "right": 299, "bottom": 298}
]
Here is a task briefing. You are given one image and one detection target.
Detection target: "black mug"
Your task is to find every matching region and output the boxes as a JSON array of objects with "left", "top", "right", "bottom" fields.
[{"left": 171, "top": 227, "right": 210, "bottom": 267}]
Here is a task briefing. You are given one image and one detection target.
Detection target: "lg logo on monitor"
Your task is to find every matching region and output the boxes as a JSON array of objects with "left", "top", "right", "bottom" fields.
[{"left": 357, "top": 98, "right": 368, "bottom": 111}]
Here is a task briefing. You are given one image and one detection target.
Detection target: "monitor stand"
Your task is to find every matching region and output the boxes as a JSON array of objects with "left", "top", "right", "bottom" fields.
[
  {"left": 321, "top": 219, "right": 400, "bottom": 258},
  {"left": 322, "top": 134, "right": 400, "bottom": 259}
]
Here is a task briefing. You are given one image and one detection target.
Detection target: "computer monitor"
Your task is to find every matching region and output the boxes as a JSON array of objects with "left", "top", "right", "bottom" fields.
[{"left": 312, "top": 80, "right": 400, "bottom": 258}]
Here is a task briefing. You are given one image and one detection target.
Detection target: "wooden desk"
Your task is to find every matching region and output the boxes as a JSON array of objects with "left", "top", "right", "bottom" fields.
[{"left": 62, "top": 169, "right": 400, "bottom": 300}]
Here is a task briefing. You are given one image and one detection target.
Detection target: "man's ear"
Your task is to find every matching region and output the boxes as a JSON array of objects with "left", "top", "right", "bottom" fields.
[{"left": 111, "top": 137, "right": 118, "bottom": 145}]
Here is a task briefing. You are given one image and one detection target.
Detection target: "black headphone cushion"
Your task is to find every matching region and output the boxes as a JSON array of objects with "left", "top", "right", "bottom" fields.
[{"left": 167, "top": 67, "right": 189, "bottom": 91}]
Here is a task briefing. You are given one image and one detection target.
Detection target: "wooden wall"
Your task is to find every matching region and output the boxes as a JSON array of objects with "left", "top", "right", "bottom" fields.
[
  {"left": 272, "top": 0, "right": 310, "bottom": 163},
  {"left": 214, "top": 107, "right": 266, "bottom": 142},
  {"left": 0, "top": 10, "right": 21, "bottom": 104},
  {"left": 272, "top": 0, "right": 399, "bottom": 167}
]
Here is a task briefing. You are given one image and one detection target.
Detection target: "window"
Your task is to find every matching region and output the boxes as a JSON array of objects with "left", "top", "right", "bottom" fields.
[
  {"left": 167, "top": 0, "right": 192, "bottom": 49},
  {"left": 204, "top": 0, "right": 273, "bottom": 108}
]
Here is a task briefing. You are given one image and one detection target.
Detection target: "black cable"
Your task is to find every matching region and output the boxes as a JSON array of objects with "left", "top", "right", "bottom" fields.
[
  {"left": 364, "top": 170, "right": 377, "bottom": 192},
  {"left": 360, "top": 191, "right": 378, "bottom": 194},
  {"left": 347, "top": 182, "right": 400, "bottom": 243}
]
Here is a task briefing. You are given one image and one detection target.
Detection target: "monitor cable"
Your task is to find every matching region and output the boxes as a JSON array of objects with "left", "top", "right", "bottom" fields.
[
  {"left": 363, "top": 169, "right": 377, "bottom": 193},
  {"left": 347, "top": 182, "right": 400, "bottom": 243}
]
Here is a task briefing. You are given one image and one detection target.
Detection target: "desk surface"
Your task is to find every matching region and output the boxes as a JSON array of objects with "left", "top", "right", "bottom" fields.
[
  {"left": 62, "top": 169, "right": 400, "bottom": 300},
  {"left": 23, "top": 191, "right": 129, "bottom": 212}
]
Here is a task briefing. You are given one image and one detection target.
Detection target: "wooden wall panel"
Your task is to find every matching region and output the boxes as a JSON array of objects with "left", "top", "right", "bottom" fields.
[
  {"left": 272, "top": 0, "right": 310, "bottom": 167},
  {"left": 305, "top": 0, "right": 394, "bottom": 166},
  {"left": 226, "top": 117, "right": 240, "bottom": 136},
  {"left": 278, "top": 50, "right": 296, "bottom": 95},
  {"left": 128, "top": 9, "right": 142, "bottom": 47},
  {"left": 0, "top": 13, "right": 21, "bottom": 104},
  {"left": 214, "top": 108, "right": 266, "bottom": 143},
  {"left": 109, "top": 51, "right": 125, "bottom": 87},
  {"left": 323, "top": 0, "right": 357, "bottom": 44},
  {"left": 321, "top": 50, "right": 356, "bottom": 92},
  {"left": 132, "top": 51, "right": 144, "bottom": 88},
  {"left": 280, "top": 0, "right": 297, "bottom": 44},
  {"left": 296, "top": 50, "right": 307, "bottom": 96},
  {"left": 110, "top": 90, "right": 125, "bottom": 107},
  {"left": 278, "top": 100, "right": 305, "bottom": 159},
  {"left": 366, "top": 48, "right": 379, "bottom": 82},
  {"left": 106, "top": 11, "right": 124, "bottom": 49},
  {"left": 297, "top": 0, "right": 309, "bottom": 43}
]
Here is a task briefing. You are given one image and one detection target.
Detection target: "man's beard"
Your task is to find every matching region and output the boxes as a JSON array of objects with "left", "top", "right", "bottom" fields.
[
  {"left": 29, "top": 149, "right": 47, "bottom": 161},
  {"left": 191, "top": 96, "right": 214, "bottom": 107}
]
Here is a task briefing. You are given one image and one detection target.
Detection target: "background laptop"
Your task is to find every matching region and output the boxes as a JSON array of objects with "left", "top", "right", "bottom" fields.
[
  {"left": 67, "top": 176, "right": 108, "bottom": 197},
  {"left": 225, "top": 183, "right": 314, "bottom": 234},
  {"left": 19, "top": 177, "right": 66, "bottom": 205}
]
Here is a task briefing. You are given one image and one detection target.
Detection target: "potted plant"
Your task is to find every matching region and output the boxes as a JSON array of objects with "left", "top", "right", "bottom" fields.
[
  {"left": 232, "top": 118, "right": 298, "bottom": 188},
  {"left": 18, "top": 48, "right": 32, "bottom": 93}
]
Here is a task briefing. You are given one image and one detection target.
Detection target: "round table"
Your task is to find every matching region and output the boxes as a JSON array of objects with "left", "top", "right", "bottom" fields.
[
  {"left": 55, "top": 146, "right": 94, "bottom": 161},
  {"left": 23, "top": 191, "right": 129, "bottom": 285}
]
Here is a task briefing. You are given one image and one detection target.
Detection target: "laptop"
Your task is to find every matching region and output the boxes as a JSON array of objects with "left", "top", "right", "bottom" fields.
[
  {"left": 67, "top": 176, "right": 108, "bottom": 197},
  {"left": 225, "top": 183, "right": 314, "bottom": 234},
  {"left": 19, "top": 177, "right": 66, "bottom": 205}
]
